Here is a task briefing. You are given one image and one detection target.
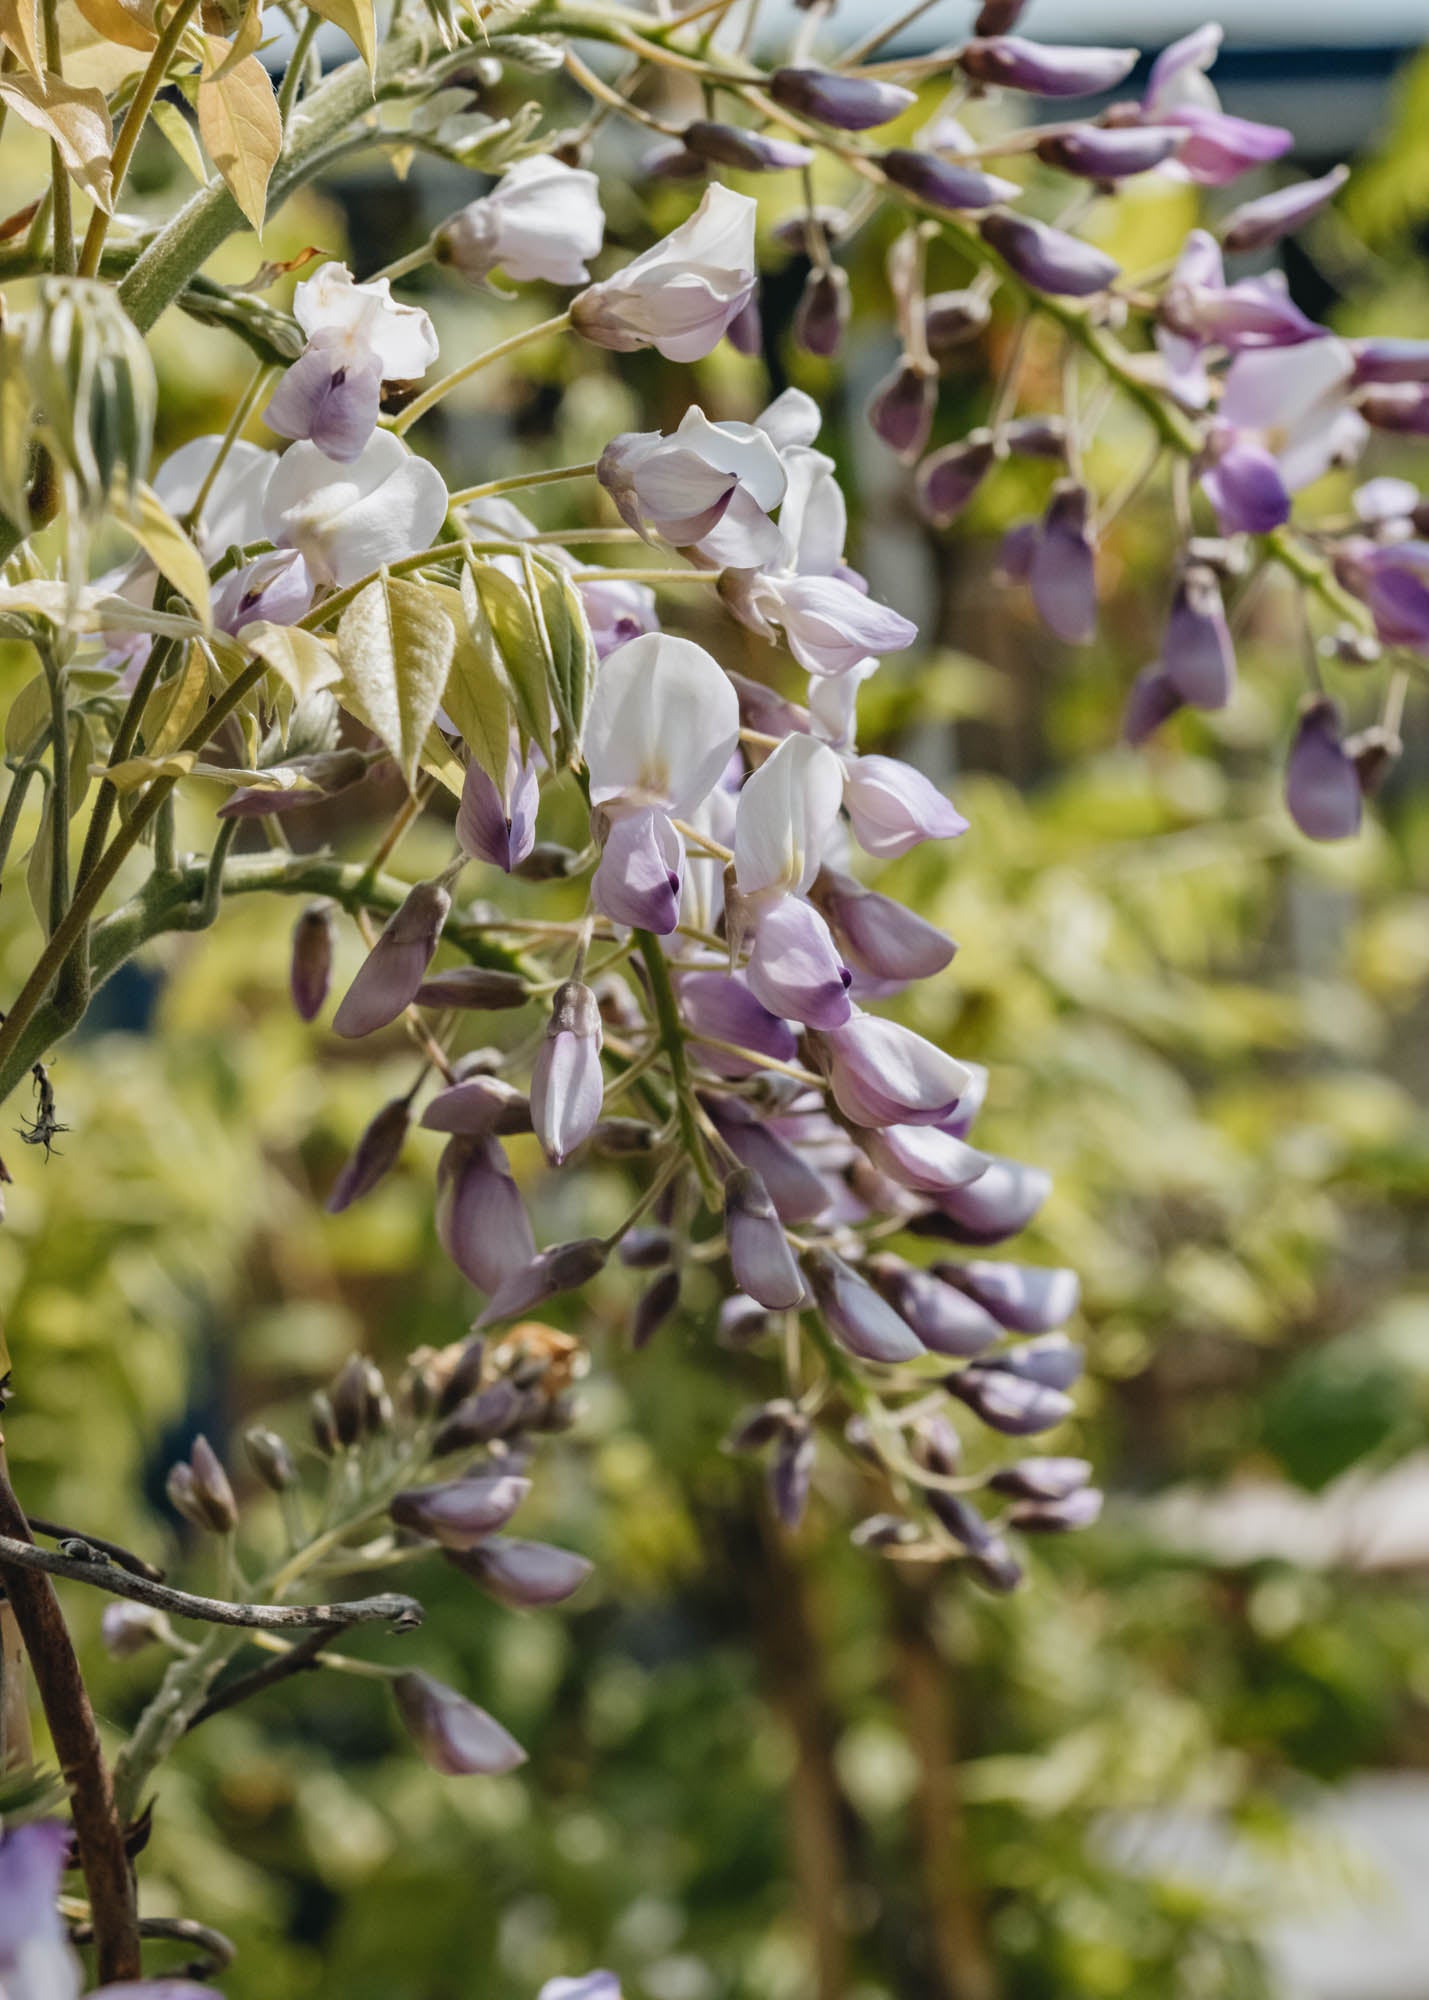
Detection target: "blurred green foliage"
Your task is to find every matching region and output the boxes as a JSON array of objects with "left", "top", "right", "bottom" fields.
[{"left": 1, "top": 56, "right": 1428, "bottom": 2000}]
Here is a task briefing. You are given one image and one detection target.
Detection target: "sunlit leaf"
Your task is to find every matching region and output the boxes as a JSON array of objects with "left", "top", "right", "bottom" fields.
[
  {"left": 0, "top": 0, "right": 41, "bottom": 76},
  {"left": 0, "top": 71, "right": 114, "bottom": 212},
  {"left": 196, "top": 50, "right": 280, "bottom": 234},
  {"left": 305, "top": 0, "right": 375, "bottom": 76},
  {"left": 149, "top": 98, "right": 209, "bottom": 186},
  {"left": 336, "top": 572, "right": 455, "bottom": 790},
  {"left": 70, "top": 0, "right": 156, "bottom": 51},
  {"left": 427, "top": 581, "right": 510, "bottom": 789},
  {"left": 125, "top": 484, "right": 213, "bottom": 628},
  {"left": 241, "top": 620, "right": 340, "bottom": 702}
]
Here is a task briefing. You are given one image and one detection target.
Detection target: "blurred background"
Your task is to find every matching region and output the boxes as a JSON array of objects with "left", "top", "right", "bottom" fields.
[{"left": 3, "top": 5, "right": 1429, "bottom": 1997}]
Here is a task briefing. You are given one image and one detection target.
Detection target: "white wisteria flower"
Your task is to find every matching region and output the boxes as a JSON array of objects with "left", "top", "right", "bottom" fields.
[
  {"left": 266, "top": 263, "right": 439, "bottom": 462},
  {"left": 572, "top": 184, "right": 758, "bottom": 362},
  {"left": 262, "top": 431, "right": 449, "bottom": 588},
  {"left": 436, "top": 156, "right": 606, "bottom": 287}
]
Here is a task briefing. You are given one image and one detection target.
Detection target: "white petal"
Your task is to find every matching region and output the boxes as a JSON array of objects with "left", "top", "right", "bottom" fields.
[
  {"left": 734, "top": 733, "right": 844, "bottom": 900},
  {"left": 584, "top": 632, "right": 740, "bottom": 812}
]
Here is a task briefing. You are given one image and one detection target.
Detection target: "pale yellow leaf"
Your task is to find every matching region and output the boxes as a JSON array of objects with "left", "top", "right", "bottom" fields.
[
  {"left": 197, "top": 52, "right": 279, "bottom": 234},
  {"left": 143, "top": 643, "right": 214, "bottom": 758},
  {"left": 240, "top": 620, "right": 340, "bottom": 700},
  {"left": 0, "top": 71, "right": 114, "bottom": 213},
  {"left": 71, "top": 0, "right": 156, "bottom": 51},
  {"left": 126, "top": 485, "right": 213, "bottom": 628},
  {"left": 205, "top": 4, "right": 263, "bottom": 84},
  {"left": 97, "top": 751, "right": 196, "bottom": 791},
  {"left": 0, "top": 0, "right": 42, "bottom": 77},
  {"left": 306, "top": 0, "right": 374, "bottom": 75},
  {"left": 337, "top": 573, "right": 455, "bottom": 791}
]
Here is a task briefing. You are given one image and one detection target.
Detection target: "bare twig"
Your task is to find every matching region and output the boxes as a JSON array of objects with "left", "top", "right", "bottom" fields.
[
  {"left": 0, "top": 1537, "right": 422, "bottom": 1632},
  {"left": 28, "top": 1517, "right": 165, "bottom": 1583},
  {"left": 69, "top": 1913, "right": 235, "bottom": 1982},
  {"left": 184, "top": 1626, "right": 336, "bottom": 1732}
]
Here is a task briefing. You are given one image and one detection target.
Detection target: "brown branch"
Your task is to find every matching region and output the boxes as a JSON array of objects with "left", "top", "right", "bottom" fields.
[
  {"left": 0, "top": 1471, "right": 140, "bottom": 1983},
  {"left": 28, "top": 1517, "right": 165, "bottom": 1583},
  {"left": 184, "top": 1626, "right": 336, "bottom": 1732},
  {"left": 0, "top": 1538, "right": 422, "bottom": 1632}
]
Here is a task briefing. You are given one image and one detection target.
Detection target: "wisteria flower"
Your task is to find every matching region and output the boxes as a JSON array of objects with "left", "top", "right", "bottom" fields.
[
  {"left": 265, "top": 263, "right": 439, "bottom": 460},
  {"left": 572, "top": 183, "right": 758, "bottom": 361},
  {"left": 1136, "top": 24, "right": 1292, "bottom": 185},
  {"left": 263, "top": 430, "right": 450, "bottom": 588},
  {"left": 599, "top": 406, "right": 787, "bottom": 567},
  {"left": 435, "top": 156, "right": 605, "bottom": 286},
  {"left": 1200, "top": 337, "right": 1367, "bottom": 535}
]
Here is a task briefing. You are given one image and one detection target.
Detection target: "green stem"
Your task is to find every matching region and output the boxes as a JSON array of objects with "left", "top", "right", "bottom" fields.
[
  {"left": 39, "top": 0, "right": 71, "bottom": 274},
  {"left": 0, "top": 751, "right": 47, "bottom": 879},
  {"left": 40, "top": 655, "right": 68, "bottom": 936},
  {"left": 112, "top": 1629, "right": 239, "bottom": 1825},
  {"left": 636, "top": 930, "right": 718, "bottom": 1207},
  {"left": 392, "top": 311, "right": 573, "bottom": 435},
  {"left": 448, "top": 460, "right": 599, "bottom": 507},
  {"left": 78, "top": 0, "right": 202, "bottom": 277},
  {"left": 277, "top": 9, "right": 321, "bottom": 126}
]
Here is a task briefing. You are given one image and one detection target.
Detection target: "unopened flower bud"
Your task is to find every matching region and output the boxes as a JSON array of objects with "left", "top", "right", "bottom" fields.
[
  {"left": 794, "top": 265, "right": 850, "bottom": 358},
  {"left": 866, "top": 1255, "right": 1001, "bottom": 1356},
  {"left": 988, "top": 1456, "right": 1092, "bottom": 1502},
  {"left": 362, "top": 1358, "right": 393, "bottom": 1434},
  {"left": 867, "top": 356, "right": 937, "bottom": 460},
  {"left": 22, "top": 277, "right": 157, "bottom": 515},
  {"left": 1220, "top": 164, "right": 1348, "bottom": 254},
  {"left": 1008, "top": 1488, "right": 1103, "bottom": 1533},
  {"left": 771, "top": 1420, "right": 815, "bottom": 1530},
  {"left": 101, "top": 1601, "right": 175, "bottom": 1659},
  {"left": 805, "top": 1247, "right": 924, "bottom": 1363},
  {"left": 984, "top": 1334, "right": 1084, "bottom": 1392},
  {"left": 960, "top": 36, "right": 1137, "bottom": 97},
  {"left": 949, "top": 1366, "right": 1073, "bottom": 1436},
  {"left": 768, "top": 66, "right": 915, "bottom": 131},
  {"left": 619, "top": 1227, "right": 673, "bottom": 1269},
  {"left": 391, "top": 1474, "right": 531, "bottom": 1548},
  {"left": 1162, "top": 563, "right": 1235, "bottom": 709},
  {"left": 1285, "top": 695, "right": 1362, "bottom": 841},
  {"left": 718, "top": 1295, "right": 774, "bottom": 1348},
  {"left": 1032, "top": 480, "right": 1097, "bottom": 644},
  {"left": 530, "top": 982, "right": 603, "bottom": 1167},
  {"left": 414, "top": 967, "right": 530, "bottom": 1010},
  {"left": 332, "top": 881, "right": 451, "bottom": 1038},
  {"left": 923, "top": 289, "right": 991, "bottom": 359},
  {"left": 290, "top": 901, "right": 337, "bottom": 1022},
  {"left": 1121, "top": 664, "right": 1183, "bottom": 746},
  {"left": 980, "top": 210, "right": 1120, "bottom": 296},
  {"left": 1345, "top": 723, "right": 1402, "bottom": 797},
  {"left": 967, "top": 1537, "right": 1024, "bottom": 1593},
  {"left": 880, "top": 149, "right": 1018, "bottom": 212},
  {"left": 475, "top": 1238, "right": 608, "bottom": 1327},
  {"left": 974, "top": 0, "right": 1028, "bottom": 29},
  {"left": 633, "top": 1268, "right": 680, "bottom": 1349},
  {"left": 421, "top": 1077, "right": 532, "bottom": 1139},
  {"left": 1036, "top": 125, "right": 1184, "bottom": 180},
  {"left": 448, "top": 1535, "right": 594, "bottom": 1608},
  {"left": 514, "top": 842, "right": 580, "bottom": 881},
  {"left": 310, "top": 1390, "right": 338, "bottom": 1456},
  {"left": 725, "top": 1169, "right": 805, "bottom": 1310},
  {"left": 916, "top": 433, "right": 995, "bottom": 526},
  {"left": 245, "top": 1426, "right": 298, "bottom": 1492},
  {"left": 326, "top": 1094, "right": 412, "bottom": 1212},
  {"left": 590, "top": 1118, "right": 661, "bottom": 1156},
  {"left": 940, "top": 1260, "right": 1080, "bottom": 1334},
  {"left": 330, "top": 1355, "right": 372, "bottom": 1447},
  {"left": 724, "top": 1399, "right": 798, "bottom": 1452},
  {"left": 432, "top": 1379, "right": 526, "bottom": 1454},
  {"left": 682, "top": 120, "right": 813, "bottom": 173},
  {"left": 187, "top": 1435, "right": 238, "bottom": 1533},
  {"left": 393, "top": 1670, "right": 526, "bottom": 1776}
]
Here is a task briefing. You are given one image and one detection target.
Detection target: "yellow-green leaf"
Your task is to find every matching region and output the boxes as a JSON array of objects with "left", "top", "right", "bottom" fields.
[
  {"left": 427, "top": 581, "right": 510, "bottom": 790},
  {"left": 143, "top": 644, "right": 214, "bottom": 759},
  {"left": 306, "top": 0, "right": 374, "bottom": 75},
  {"left": 98, "top": 751, "right": 196, "bottom": 791},
  {"left": 466, "top": 559, "right": 552, "bottom": 762},
  {"left": 206, "top": 2, "right": 263, "bottom": 83},
  {"left": 336, "top": 573, "right": 456, "bottom": 791},
  {"left": 0, "top": 71, "right": 114, "bottom": 213},
  {"left": 197, "top": 52, "right": 280, "bottom": 234},
  {"left": 5, "top": 674, "right": 51, "bottom": 759},
  {"left": 71, "top": 0, "right": 156, "bottom": 51},
  {"left": 241, "top": 620, "right": 340, "bottom": 701},
  {"left": 125, "top": 484, "right": 213, "bottom": 628},
  {"left": 150, "top": 99, "right": 209, "bottom": 185}
]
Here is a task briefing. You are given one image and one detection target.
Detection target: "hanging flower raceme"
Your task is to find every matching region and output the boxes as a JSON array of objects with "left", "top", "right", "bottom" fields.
[{"left": 265, "top": 263, "right": 439, "bottom": 460}]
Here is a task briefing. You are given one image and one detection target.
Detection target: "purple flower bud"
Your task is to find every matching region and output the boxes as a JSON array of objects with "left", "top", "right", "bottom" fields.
[
  {"left": 633, "top": 1267, "right": 680, "bottom": 1348},
  {"left": 433, "top": 1335, "right": 485, "bottom": 1417},
  {"left": 980, "top": 210, "right": 1120, "bottom": 297},
  {"left": 414, "top": 967, "right": 529, "bottom": 1010},
  {"left": 102, "top": 1601, "right": 172, "bottom": 1658},
  {"left": 816, "top": 869, "right": 956, "bottom": 984},
  {"left": 940, "top": 1260, "right": 1080, "bottom": 1333},
  {"left": 679, "top": 970, "right": 799, "bottom": 1077},
  {"left": 771, "top": 1420, "right": 815, "bottom": 1529},
  {"left": 718, "top": 1294, "right": 774, "bottom": 1347},
  {"left": 865, "top": 1255, "right": 1002, "bottom": 1357},
  {"left": 432, "top": 1379, "right": 526, "bottom": 1455},
  {"left": 923, "top": 289, "right": 993, "bottom": 359},
  {"left": 879, "top": 149, "right": 1020, "bottom": 212},
  {"left": 1200, "top": 442, "right": 1291, "bottom": 535},
  {"left": 725, "top": 1168, "right": 805, "bottom": 1310},
  {"left": 245, "top": 1426, "right": 299, "bottom": 1492},
  {"left": 974, "top": 0, "right": 1026, "bottom": 26},
  {"left": 683, "top": 120, "right": 813, "bottom": 173},
  {"left": 530, "top": 981, "right": 603, "bottom": 1166},
  {"left": 1008, "top": 1487, "right": 1103, "bottom": 1533},
  {"left": 816, "top": 1013, "right": 970, "bottom": 1128},
  {"left": 805, "top": 1247, "right": 924, "bottom": 1363},
  {"left": 746, "top": 896, "right": 852, "bottom": 1030},
  {"left": 1162, "top": 563, "right": 1235, "bottom": 709},
  {"left": 1037, "top": 125, "right": 1185, "bottom": 179},
  {"left": 457, "top": 753, "right": 539, "bottom": 873},
  {"left": 725, "top": 1398, "right": 798, "bottom": 1452},
  {"left": 639, "top": 140, "right": 707, "bottom": 181},
  {"left": 391, "top": 1475, "right": 531, "bottom": 1549},
  {"left": 794, "top": 265, "right": 850, "bottom": 358},
  {"left": 449, "top": 1536, "right": 594, "bottom": 1608},
  {"left": 619, "top": 1227, "right": 673, "bottom": 1270},
  {"left": 867, "top": 356, "right": 937, "bottom": 461},
  {"left": 950, "top": 1367, "right": 1073, "bottom": 1435},
  {"left": 436, "top": 1137, "right": 537, "bottom": 1294},
  {"left": 188, "top": 1435, "right": 237, "bottom": 1533},
  {"left": 326, "top": 1094, "right": 411, "bottom": 1212},
  {"left": 709, "top": 1098, "right": 831, "bottom": 1224},
  {"left": 421, "top": 1077, "right": 531, "bottom": 1138},
  {"left": 928, "top": 1490, "right": 995, "bottom": 1551},
  {"left": 540, "top": 1976, "right": 620, "bottom": 2000},
  {"left": 916, "top": 433, "right": 996, "bottom": 526},
  {"left": 393, "top": 1671, "right": 526, "bottom": 1776},
  {"left": 864, "top": 1122, "right": 987, "bottom": 1197},
  {"left": 984, "top": 1334, "right": 1084, "bottom": 1391},
  {"left": 995, "top": 518, "right": 1038, "bottom": 584},
  {"left": 988, "top": 1455, "right": 1092, "bottom": 1501},
  {"left": 310, "top": 1391, "right": 338, "bottom": 1456},
  {"left": 332, "top": 882, "right": 451, "bottom": 1038},
  {"left": 1285, "top": 696, "right": 1362, "bottom": 841},
  {"left": 842, "top": 754, "right": 968, "bottom": 859},
  {"left": 1346, "top": 723, "right": 1401, "bottom": 797},
  {"left": 919, "top": 1155, "right": 1052, "bottom": 1245},
  {"left": 1121, "top": 664, "right": 1185, "bottom": 745},
  {"left": 1002, "top": 415, "right": 1069, "bottom": 461},
  {"left": 1032, "top": 481, "right": 1097, "bottom": 645},
  {"left": 769, "top": 66, "right": 915, "bottom": 131},
  {"left": 1359, "top": 385, "right": 1429, "bottom": 437},
  {"left": 1221, "top": 164, "right": 1348, "bottom": 254},
  {"left": 1351, "top": 339, "right": 1429, "bottom": 385},
  {"left": 475, "top": 1238, "right": 608, "bottom": 1327},
  {"left": 592, "top": 806, "right": 683, "bottom": 934},
  {"left": 290, "top": 900, "right": 337, "bottom": 1022},
  {"left": 960, "top": 36, "right": 1138, "bottom": 98},
  {"left": 967, "top": 1537, "right": 1024, "bottom": 1592}
]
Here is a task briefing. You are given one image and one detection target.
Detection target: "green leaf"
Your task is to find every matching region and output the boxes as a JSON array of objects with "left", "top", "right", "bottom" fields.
[
  {"left": 5, "top": 673, "right": 51, "bottom": 759},
  {"left": 465, "top": 558, "right": 553, "bottom": 763},
  {"left": 427, "top": 581, "right": 511, "bottom": 789},
  {"left": 142, "top": 643, "right": 214, "bottom": 759},
  {"left": 149, "top": 98, "right": 209, "bottom": 186},
  {"left": 241, "top": 620, "right": 340, "bottom": 701},
  {"left": 305, "top": 0, "right": 375, "bottom": 76},
  {"left": 336, "top": 573, "right": 456, "bottom": 790}
]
